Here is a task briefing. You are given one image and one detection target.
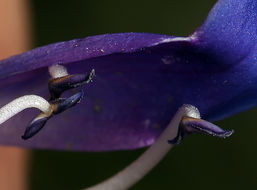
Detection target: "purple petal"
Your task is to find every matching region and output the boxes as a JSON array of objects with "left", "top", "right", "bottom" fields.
[
  {"left": 0, "top": 33, "right": 197, "bottom": 151},
  {"left": 0, "top": 33, "right": 234, "bottom": 151},
  {"left": 195, "top": 0, "right": 257, "bottom": 64},
  {"left": 0, "top": 0, "right": 255, "bottom": 151}
]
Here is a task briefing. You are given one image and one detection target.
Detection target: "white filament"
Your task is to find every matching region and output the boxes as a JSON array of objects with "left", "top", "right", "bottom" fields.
[
  {"left": 48, "top": 64, "right": 68, "bottom": 78},
  {"left": 85, "top": 104, "right": 200, "bottom": 190},
  {"left": 0, "top": 95, "right": 52, "bottom": 125}
]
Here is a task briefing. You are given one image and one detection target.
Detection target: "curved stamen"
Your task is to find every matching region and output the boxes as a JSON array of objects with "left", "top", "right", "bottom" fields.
[
  {"left": 0, "top": 64, "right": 93, "bottom": 139},
  {"left": 0, "top": 95, "right": 52, "bottom": 125},
  {"left": 85, "top": 104, "right": 199, "bottom": 190},
  {"left": 85, "top": 104, "right": 233, "bottom": 190}
]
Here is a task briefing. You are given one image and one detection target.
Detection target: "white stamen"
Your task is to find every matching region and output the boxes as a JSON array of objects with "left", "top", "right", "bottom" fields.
[
  {"left": 85, "top": 104, "right": 200, "bottom": 190},
  {"left": 0, "top": 95, "right": 52, "bottom": 125},
  {"left": 48, "top": 64, "right": 68, "bottom": 78}
]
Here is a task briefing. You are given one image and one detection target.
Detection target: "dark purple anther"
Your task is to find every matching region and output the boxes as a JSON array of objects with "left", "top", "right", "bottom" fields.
[
  {"left": 169, "top": 116, "right": 234, "bottom": 145},
  {"left": 51, "top": 90, "right": 84, "bottom": 115},
  {"left": 22, "top": 114, "right": 50, "bottom": 140},
  {"left": 48, "top": 69, "right": 95, "bottom": 100},
  {"left": 22, "top": 66, "right": 94, "bottom": 140},
  {"left": 22, "top": 90, "right": 84, "bottom": 140}
]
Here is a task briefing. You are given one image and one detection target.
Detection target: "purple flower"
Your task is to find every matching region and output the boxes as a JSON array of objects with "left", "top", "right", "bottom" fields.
[
  {"left": 0, "top": 0, "right": 254, "bottom": 188},
  {"left": 0, "top": 0, "right": 253, "bottom": 151}
]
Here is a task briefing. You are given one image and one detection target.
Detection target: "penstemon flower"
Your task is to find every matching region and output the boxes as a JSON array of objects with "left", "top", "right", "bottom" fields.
[{"left": 0, "top": 0, "right": 255, "bottom": 189}]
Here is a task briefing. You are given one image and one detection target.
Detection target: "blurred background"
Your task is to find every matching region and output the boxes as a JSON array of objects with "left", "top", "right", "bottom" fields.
[{"left": 2, "top": 0, "right": 257, "bottom": 189}]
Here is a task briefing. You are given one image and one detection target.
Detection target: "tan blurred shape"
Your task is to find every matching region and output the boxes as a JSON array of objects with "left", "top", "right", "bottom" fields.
[
  {"left": 0, "top": 0, "right": 32, "bottom": 58},
  {"left": 0, "top": 0, "right": 32, "bottom": 190}
]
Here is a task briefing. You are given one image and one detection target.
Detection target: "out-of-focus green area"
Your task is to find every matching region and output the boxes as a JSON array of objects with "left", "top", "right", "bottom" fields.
[{"left": 30, "top": 0, "right": 257, "bottom": 189}]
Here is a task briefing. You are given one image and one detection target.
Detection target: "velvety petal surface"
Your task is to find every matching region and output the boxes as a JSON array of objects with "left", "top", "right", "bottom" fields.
[
  {"left": 195, "top": 0, "right": 257, "bottom": 64},
  {"left": 0, "top": 0, "right": 256, "bottom": 151}
]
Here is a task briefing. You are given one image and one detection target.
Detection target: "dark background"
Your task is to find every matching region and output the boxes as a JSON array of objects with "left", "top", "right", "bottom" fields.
[{"left": 30, "top": 0, "right": 257, "bottom": 189}]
